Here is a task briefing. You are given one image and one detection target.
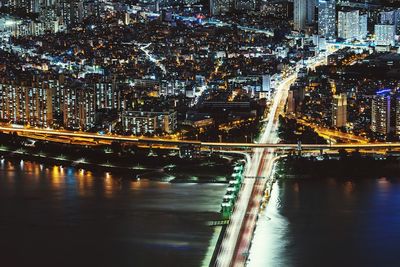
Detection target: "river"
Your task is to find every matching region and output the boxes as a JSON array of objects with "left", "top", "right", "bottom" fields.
[
  {"left": 248, "top": 176, "right": 400, "bottom": 267},
  {"left": 0, "top": 159, "right": 226, "bottom": 267}
]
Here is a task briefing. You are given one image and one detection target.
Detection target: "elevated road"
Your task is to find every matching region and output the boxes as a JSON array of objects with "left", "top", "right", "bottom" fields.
[{"left": 2, "top": 126, "right": 400, "bottom": 151}]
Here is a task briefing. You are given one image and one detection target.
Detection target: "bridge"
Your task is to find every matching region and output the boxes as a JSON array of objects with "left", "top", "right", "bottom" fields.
[{"left": 1, "top": 126, "right": 400, "bottom": 152}]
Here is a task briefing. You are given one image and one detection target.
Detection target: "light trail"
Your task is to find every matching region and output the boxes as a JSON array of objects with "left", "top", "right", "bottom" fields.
[
  {"left": 1, "top": 126, "right": 400, "bottom": 151},
  {"left": 214, "top": 46, "right": 298, "bottom": 267},
  {"left": 214, "top": 51, "right": 346, "bottom": 267}
]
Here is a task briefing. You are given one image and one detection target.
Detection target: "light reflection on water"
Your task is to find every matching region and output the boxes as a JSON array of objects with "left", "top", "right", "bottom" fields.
[
  {"left": 0, "top": 159, "right": 227, "bottom": 267},
  {"left": 248, "top": 181, "right": 290, "bottom": 267},
  {"left": 248, "top": 177, "right": 400, "bottom": 267}
]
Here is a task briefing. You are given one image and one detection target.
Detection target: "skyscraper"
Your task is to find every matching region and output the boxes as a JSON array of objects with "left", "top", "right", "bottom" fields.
[
  {"left": 371, "top": 90, "right": 392, "bottom": 135},
  {"left": 338, "top": 10, "right": 359, "bottom": 40},
  {"left": 359, "top": 14, "right": 368, "bottom": 39},
  {"left": 62, "top": 85, "right": 96, "bottom": 130},
  {"left": 0, "top": 81, "right": 54, "bottom": 127},
  {"left": 294, "top": 0, "right": 307, "bottom": 31},
  {"left": 331, "top": 93, "right": 347, "bottom": 128},
  {"left": 306, "top": 0, "right": 316, "bottom": 24},
  {"left": 380, "top": 9, "right": 400, "bottom": 34},
  {"left": 318, "top": 0, "right": 336, "bottom": 39},
  {"left": 375, "top": 24, "right": 396, "bottom": 46}
]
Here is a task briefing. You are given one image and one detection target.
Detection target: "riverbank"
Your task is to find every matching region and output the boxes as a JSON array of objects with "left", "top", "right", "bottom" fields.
[
  {"left": 0, "top": 132, "right": 241, "bottom": 183},
  {"left": 277, "top": 154, "right": 400, "bottom": 178}
]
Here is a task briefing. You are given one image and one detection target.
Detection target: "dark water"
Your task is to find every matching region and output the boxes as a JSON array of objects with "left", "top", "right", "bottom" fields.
[
  {"left": 249, "top": 176, "right": 400, "bottom": 267},
  {"left": 0, "top": 159, "right": 226, "bottom": 267}
]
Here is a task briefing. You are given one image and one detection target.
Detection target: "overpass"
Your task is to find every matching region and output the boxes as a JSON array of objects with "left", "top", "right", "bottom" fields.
[{"left": 1, "top": 126, "right": 400, "bottom": 151}]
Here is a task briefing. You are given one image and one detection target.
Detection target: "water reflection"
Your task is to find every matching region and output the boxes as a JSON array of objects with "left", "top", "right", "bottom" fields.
[
  {"left": 248, "top": 181, "right": 290, "bottom": 267},
  {"left": 343, "top": 180, "right": 355, "bottom": 195},
  {"left": 249, "top": 177, "right": 400, "bottom": 267},
  {"left": 0, "top": 159, "right": 227, "bottom": 267},
  {"left": 377, "top": 177, "right": 390, "bottom": 191}
]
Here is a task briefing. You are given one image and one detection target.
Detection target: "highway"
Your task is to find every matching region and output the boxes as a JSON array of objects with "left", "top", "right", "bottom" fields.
[
  {"left": 214, "top": 58, "right": 298, "bottom": 267},
  {"left": 3, "top": 126, "right": 400, "bottom": 151}
]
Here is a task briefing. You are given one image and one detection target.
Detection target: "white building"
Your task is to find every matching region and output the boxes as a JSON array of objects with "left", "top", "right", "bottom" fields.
[
  {"left": 121, "top": 110, "right": 177, "bottom": 135},
  {"left": 359, "top": 14, "right": 368, "bottom": 39},
  {"left": 318, "top": 0, "right": 336, "bottom": 39},
  {"left": 338, "top": 10, "right": 359, "bottom": 40},
  {"left": 380, "top": 9, "right": 400, "bottom": 34},
  {"left": 374, "top": 24, "right": 396, "bottom": 46}
]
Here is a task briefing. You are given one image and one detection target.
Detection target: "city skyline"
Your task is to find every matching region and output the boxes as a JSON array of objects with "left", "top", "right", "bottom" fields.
[{"left": 1, "top": 1, "right": 400, "bottom": 266}]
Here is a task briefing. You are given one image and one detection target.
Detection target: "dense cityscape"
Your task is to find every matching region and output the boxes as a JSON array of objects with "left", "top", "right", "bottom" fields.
[{"left": 1, "top": 0, "right": 400, "bottom": 266}]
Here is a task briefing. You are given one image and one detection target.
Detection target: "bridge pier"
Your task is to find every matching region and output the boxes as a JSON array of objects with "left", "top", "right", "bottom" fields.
[{"left": 297, "top": 141, "right": 302, "bottom": 156}]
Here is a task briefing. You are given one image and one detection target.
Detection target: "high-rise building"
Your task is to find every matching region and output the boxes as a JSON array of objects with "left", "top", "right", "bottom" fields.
[
  {"left": 287, "top": 85, "right": 305, "bottom": 114},
  {"left": 371, "top": 90, "right": 400, "bottom": 137},
  {"left": 380, "top": 9, "right": 400, "bottom": 34},
  {"left": 371, "top": 90, "right": 392, "bottom": 135},
  {"left": 0, "top": 81, "right": 54, "bottom": 127},
  {"left": 396, "top": 97, "right": 400, "bottom": 136},
  {"left": 59, "top": 0, "right": 85, "bottom": 27},
  {"left": 294, "top": 0, "right": 307, "bottom": 31},
  {"left": 380, "top": 10, "right": 396, "bottom": 25},
  {"left": 121, "top": 110, "right": 177, "bottom": 135},
  {"left": 210, "top": 0, "right": 233, "bottom": 15},
  {"left": 235, "top": 0, "right": 256, "bottom": 12},
  {"left": 62, "top": 86, "right": 96, "bottom": 130},
  {"left": 331, "top": 93, "right": 347, "bottom": 128},
  {"left": 359, "top": 14, "right": 368, "bottom": 39},
  {"left": 374, "top": 24, "right": 395, "bottom": 46},
  {"left": 312, "top": 34, "right": 327, "bottom": 52},
  {"left": 93, "top": 80, "right": 120, "bottom": 110},
  {"left": 338, "top": 10, "right": 359, "bottom": 40},
  {"left": 260, "top": 74, "right": 271, "bottom": 100},
  {"left": 318, "top": 0, "right": 336, "bottom": 39},
  {"left": 306, "top": 0, "right": 316, "bottom": 24},
  {"left": 287, "top": 90, "right": 296, "bottom": 114}
]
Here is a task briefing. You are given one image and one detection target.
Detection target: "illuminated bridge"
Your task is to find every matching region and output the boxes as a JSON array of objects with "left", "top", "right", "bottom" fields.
[{"left": 1, "top": 126, "right": 400, "bottom": 151}]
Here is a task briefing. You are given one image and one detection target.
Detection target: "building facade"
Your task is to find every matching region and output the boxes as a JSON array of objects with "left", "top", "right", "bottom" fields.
[
  {"left": 375, "top": 24, "right": 396, "bottom": 46},
  {"left": 318, "top": 0, "right": 336, "bottom": 39},
  {"left": 331, "top": 93, "right": 347, "bottom": 128},
  {"left": 338, "top": 10, "right": 359, "bottom": 40},
  {"left": 121, "top": 110, "right": 177, "bottom": 135},
  {"left": 294, "top": 0, "right": 307, "bottom": 31},
  {"left": 371, "top": 91, "right": 392, "bottom": 135},
  {"left": 0, "top": 82, "right": 54, "bottom": 127}
]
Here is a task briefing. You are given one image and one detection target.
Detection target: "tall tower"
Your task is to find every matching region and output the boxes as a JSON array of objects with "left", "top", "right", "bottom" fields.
[
  {"left": 359, "top": 14, "right": 368, "bottom": 39},
  {"left": 294, "top": 0, "right": 307, "bottom": 31},
  {"left": 318, "top": 0, "right": 336, "bottom": 39},
  {"left": 306, "top": 0, "right": 316, "bottom": 24},
  {"left": 371, "top": 90, "right": 392, "bottom": 135},
  {"left": 338, "top": 10, "right": 359, "bottom": 40},
  {"left": 331, "top": 93, "right": 347, "bottom": 128},
  {"left": 375, "top": 24, "right": 396, "bottom": 46}
]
